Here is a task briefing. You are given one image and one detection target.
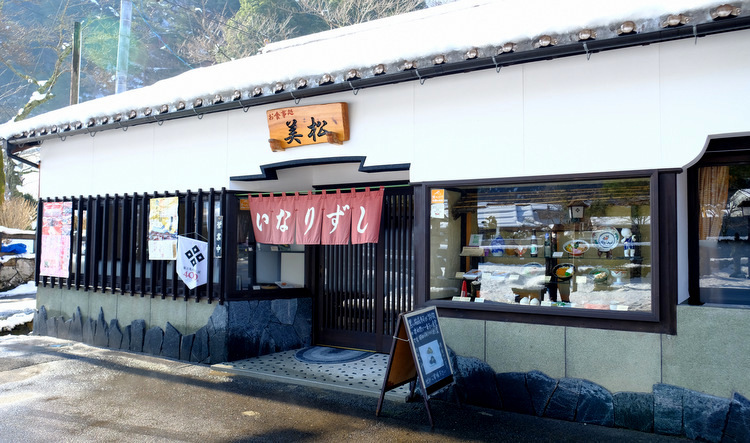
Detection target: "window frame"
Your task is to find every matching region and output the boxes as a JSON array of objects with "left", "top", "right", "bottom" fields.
[
  {"left": 414, "top": 169, "right": 678, "bottom": 334},
  {"left": 687, "top": 136, "right": 750, "bottom": 306}
]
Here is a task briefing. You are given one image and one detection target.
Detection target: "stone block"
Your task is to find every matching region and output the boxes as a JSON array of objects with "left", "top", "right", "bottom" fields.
[
  {"left": 121, "top": 325, "right": 131, "bottom": 351},
  {"left": 526, "top": 370, "right": 558, "bottom": 417},
  {"left": 496, "top": 372, "right": 534, "bottom": 415},
  {"left": 69, "top": 308, "right": 83, "bottom": 342},
  {"left": 227, "top": 300, "right": 268, "bottom": 360},
  {"left": 82, "top": 317, "right": 96, "bottom": 345},
  {"left": 654, "top": 383, "right": 686, "bottom": 436},
  {"left": 191, "top": 326, "right": 209, "bottom": 363},
  {"left": 108, "top": 320, "right": 123, "bottom": 349},
  {"left": 46, "top": 316, "right": 57, "bottom": 338},
  {"left": 162, "top": 322, "right": 181, "bottom": 360},
  {"left": 181, "top": 334, "right": 194, "bottom": 361},
  {"left": 33, "top": 306, "right": 48, "bottom": 336},
  {"left": 271, "top": 298, "right": 297, "bottom": 325},
  {"left": 723, "top": 392, "right": 750, "bottom": 443},
  {"left": 454, "top": 356, "right": 502, "bottom": 410},
  {"left": 613, "top": 392, "right": 654, "bottom": 432},
  {"left": 683, "top": 389, "right": 730, "bottom": 442},
  {"left": 207, "top": 306, "right": 228, "bottom": 364},
  {"left": 576, "top": 379, "right": 614, "bottom": 427},
  {"left": 262, "top": 322, "right": 303, "bottom": 355},
  {"left": 544, "top": 378, "right": 581, "bottom": 422},
  {"left": 293, "top": 298, "right": 313, "bottom": 346},
  {"left": 93, "top": 309, "right": 109, "bottom": 347},
  {"left": 143, "top": 326, "right": 164, "bottom": 356},
  {"left": 60, "top": 318, "right": 72, "bottom": 340},
  {"left": 130, "top": 319, "right": 146, "bottom": 352}
]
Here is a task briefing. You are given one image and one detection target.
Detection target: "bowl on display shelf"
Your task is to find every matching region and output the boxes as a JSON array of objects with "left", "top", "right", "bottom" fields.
[{"left": 562, "top": 239, "right": 589, "bottom": 257}]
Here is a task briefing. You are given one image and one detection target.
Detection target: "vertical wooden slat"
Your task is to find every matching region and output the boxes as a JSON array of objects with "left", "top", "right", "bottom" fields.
[
  {"left": 207, "top": 189, "right": 215, "bottom": 303},
  {"left": 157, "top": 192, "right": 168, "bottom": 299},
  {"left": 110, "top": 195, "right": 119, "bottom": 292},
  {"left": 101, "top": 194, "right": 110, "bottom": 292},
  {"left": 74, "top": 196, "right": 84, "bottom": 289},
  {"left": 35, "top": 199, "right": 43, "bottom": 286},
  {"left": 139, "top": 194, "right": 148, "bottom": 297},
  {"left": 184, "top": 190, "right": 193, "bottom": 301},
  {"left": 195, "top": 189, "right": 204, "bottom": 302},
  {"left": 120, "top": 194, "right": 131, "bottom": 295},
  {"left": 219, "top": 188, "right": 226, "bottom": 305},
  {"left": 85, "top": 196, "right": 95, "bottom": 291},
  {"left": 130, "top": 193, "right": 139, "bottom": 296},
  {"left": 409, "top": 193, "right": 414, "bottom": 309}
]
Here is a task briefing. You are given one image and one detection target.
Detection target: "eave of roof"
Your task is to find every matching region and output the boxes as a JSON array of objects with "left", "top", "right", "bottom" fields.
[{"left": 3, "top": 1, "right": 749, "bottom": 154}]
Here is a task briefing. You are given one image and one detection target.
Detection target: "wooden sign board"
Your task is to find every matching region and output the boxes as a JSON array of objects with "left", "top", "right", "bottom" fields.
[
  {"left": 376, "top": 306, "right": 455, "bottom": 428},
  {"left": 267, "top": 102, "right": 349, "bottom": 151}
]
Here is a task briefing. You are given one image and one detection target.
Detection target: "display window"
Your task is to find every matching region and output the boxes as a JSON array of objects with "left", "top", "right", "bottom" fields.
[
  {"left": 427, "top": 177, "right": 654, "bottom": 316},
  {"left": 692, "top": 163, "right": 750, "bottom": 305}
]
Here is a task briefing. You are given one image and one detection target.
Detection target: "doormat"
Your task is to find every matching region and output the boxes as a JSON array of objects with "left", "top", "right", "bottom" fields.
[{"left": 294, "top": 346, "right": 370, "bottom": 364}]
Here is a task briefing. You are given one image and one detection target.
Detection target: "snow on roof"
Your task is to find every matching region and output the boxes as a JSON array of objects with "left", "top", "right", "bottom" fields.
[{"left": 0, "top": 0, "right": 740, "bottom": 141}]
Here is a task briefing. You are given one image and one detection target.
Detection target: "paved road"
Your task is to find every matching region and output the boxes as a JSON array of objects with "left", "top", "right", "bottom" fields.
[{"left": 0, "top": 335, "right": 691, "bottom": 442}]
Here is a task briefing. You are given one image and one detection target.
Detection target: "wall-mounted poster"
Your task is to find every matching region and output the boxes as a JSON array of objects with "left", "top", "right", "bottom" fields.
[
  {"left": 40, "top": 201, "right": 73, "bottom": 278},
  {"left": 148, "top": 197, "right": 179, "bottom": 260}
]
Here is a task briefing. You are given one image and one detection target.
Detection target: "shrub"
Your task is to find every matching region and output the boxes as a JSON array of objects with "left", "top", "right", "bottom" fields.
[{"left": 0, "top": 197, "right": 37, "bottom": 230}]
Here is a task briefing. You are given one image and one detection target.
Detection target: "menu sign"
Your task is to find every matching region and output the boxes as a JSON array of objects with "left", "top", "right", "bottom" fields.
[{"left": 376, "top": 306, "right": 455, "bottom": 428}]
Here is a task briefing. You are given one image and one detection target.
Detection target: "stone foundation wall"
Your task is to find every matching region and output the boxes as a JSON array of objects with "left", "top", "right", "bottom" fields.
[
  {"left": 32, "top": 297, "right": 313, "bottom": 364},
  {"left": 0, "top": 257, "right": 34, "bottom": 291},
  {"left": 443, "top": 352, "right": 750, "bottom": 442}
]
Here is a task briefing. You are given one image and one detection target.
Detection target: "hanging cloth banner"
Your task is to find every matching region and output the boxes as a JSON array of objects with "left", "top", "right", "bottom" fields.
[
  {"left": 294, "top": 192, "right": 323, "bottom": 245},
  {"left": 39, "top": 201, "right": 73, "bottom": 278},
  {"left": 248, "top": 187, "right": 385, "bottom": 245},
  {"left": 269, "top": 194, "right": 296, "bottom": 245},
  {"left": 148, "top": 197, "right": 179, "bottom": 260},
  {"left": 176, "top": 235, "right": 208, "bottom": 289},
  {"left": 248, "top": 194, "right": 273, "bottom": 244},
  {"left": 351, "top": 187, "right": 384, "bottom": 244},
  {"left": 321, "top": 189, "right": 352, "bottom": 245}
]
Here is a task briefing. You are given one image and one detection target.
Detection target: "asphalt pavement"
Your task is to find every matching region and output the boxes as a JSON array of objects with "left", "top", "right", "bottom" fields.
[{"left": 0, "top": 334, "right": 692, "bottom": 442}]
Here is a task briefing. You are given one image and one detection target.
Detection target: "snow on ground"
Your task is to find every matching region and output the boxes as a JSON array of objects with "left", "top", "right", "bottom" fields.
[{"left": 0, "top": 281, "right": 37, "bottom": 333}]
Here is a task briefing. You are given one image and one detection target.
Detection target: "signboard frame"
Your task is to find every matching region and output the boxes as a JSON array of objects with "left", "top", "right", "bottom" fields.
[{"left": 375, "top": 306, "right": 456, "bottom": 427}]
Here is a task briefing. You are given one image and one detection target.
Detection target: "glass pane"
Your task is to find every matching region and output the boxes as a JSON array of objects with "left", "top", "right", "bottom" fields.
[
  {"left": 428, "top": 178, "right": 652, "bottom": 313},
  {"left": 698, "top": 164, "right": 750, "bottom": 304}
]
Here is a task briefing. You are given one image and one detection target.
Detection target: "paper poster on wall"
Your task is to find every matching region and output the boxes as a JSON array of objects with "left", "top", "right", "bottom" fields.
[
  {"left": 148, "top": 197, "right": 179, "bottom": 260},
  {"left": 39, "top": 202, "right": 73, "bottom": 278},
  {"left": 431, "top": 189, "right": 445, "bottom": 219}
]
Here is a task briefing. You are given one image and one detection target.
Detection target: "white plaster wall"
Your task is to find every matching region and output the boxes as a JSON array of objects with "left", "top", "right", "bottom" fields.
[
  {"left": 40, "top": 30, "right": 750, "bottom": 196},
  {"left": 37, "top": 29, "right": 750, "bottom": 306}
]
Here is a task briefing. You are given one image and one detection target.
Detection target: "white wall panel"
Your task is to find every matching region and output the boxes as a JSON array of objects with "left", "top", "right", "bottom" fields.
[
  {"left": 411, "top": 67, "right": 525, "bottom": 182},
  {"left": 151, "top": 111, "right": 229, "bottom": 192},
  {"left": 522, "top": 46, "right": 661, "bottom": 176},
  {"left": 40, "top": 135, "right": 94, "bottom": 198},
  {"left": 91, "top": 124, "right": 155, "bottom": 195},
  {"left": 658, "top": 30, "right": 750, "bottom": 167}
]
